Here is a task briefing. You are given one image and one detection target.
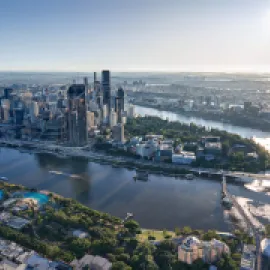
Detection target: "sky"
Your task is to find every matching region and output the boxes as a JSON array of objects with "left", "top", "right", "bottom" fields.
[{"left": 0, "top": 0, "right": 270, "bottom": 72}]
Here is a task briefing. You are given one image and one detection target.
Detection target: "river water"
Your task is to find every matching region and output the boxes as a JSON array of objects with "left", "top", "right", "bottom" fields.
[
  {"left": 134, "top": 105, "right": 270, "bottom": 151},
  {"left": 1, "top": 148, "right": 269, "bottom": 231},
  {"left": 0, "top": 106, "right": 269, "bottom": 231}
]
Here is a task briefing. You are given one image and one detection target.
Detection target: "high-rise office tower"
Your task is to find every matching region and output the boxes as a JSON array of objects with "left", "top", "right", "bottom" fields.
[
  {"left": 84, "top": 77, "right": 89, "bottom": 107},
  {"left": 87, "top": 111, "right": 95, "bottom": 130},
  {"left": 102, "top": 104, "right": 108, "bottom": 124},
  {"left": 67, "top": 84, "right": 87, "bottom": 146},
  {"left": 112, "top": 123, "right": 125, "bottom": 143},
  {"left": 30, "top": 101, "right": 39, "bottom": 123},
  {"left": 127, "top": 105, "right": 135, "bottom": 118},
  {"left": 4, "top": 88, "right": 13, "bottom": 100},
  {"left": 93, "top": 72, "right": 102, "bottom": 109},
  {"left": 109, "top": 109, "right": 117, "bottom": 127},
  {"left": 1, "top": 99, "right": 10, "bottom": 122},
  {"left": 101, "top": 70, "right": 111, "bottom": 109},
  {"left": 115, "top": 87, "right": 124, "bottom": 123}
]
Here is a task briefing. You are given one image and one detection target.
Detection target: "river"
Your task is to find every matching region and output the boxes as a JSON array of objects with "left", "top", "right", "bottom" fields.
[
  {"left": 1, "top": 148, "right": 269, "bottom": 231},
  {"left": 134, "top": 105, "right": 270, "bottom": 151}
]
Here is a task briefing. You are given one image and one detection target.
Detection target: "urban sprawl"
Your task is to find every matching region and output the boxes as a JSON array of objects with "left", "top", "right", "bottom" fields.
[{"left": 0, "top": 71, "right": 269, "bottom": 270}]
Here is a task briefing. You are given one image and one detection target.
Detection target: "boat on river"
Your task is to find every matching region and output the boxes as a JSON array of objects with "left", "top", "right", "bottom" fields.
[
  {"left": 134, "top": 170, "right": 149, "bottom": 181},
  {"left": 49, "top": 170, "right": 63, "bottom": 175},
  {"left": 185, "top": 174, "right": 194, "bottom": 180},
  {"left": 0, "top": 176, "right": 8, "bottom": 182}
]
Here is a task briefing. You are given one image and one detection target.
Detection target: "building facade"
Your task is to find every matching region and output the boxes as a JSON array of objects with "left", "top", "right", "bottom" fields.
[
  {"left": 67, "top": 84, "right": 87, "bottom": 146},
  {"left": 101, "top": 70, "right": 111, "bottom": 109}
]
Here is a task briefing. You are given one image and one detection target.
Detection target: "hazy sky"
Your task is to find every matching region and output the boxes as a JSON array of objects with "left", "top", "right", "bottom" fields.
[{"left": 1, "top": 0, "right": 270, "bottom": 72}]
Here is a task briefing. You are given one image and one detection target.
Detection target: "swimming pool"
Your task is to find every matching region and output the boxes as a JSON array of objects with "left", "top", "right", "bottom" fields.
[
  {"left": 23, "top": 192, "right": 49, "bottom": 205},
  {"left": 0, "top": 190, "right": 3, "bottom": 200}
]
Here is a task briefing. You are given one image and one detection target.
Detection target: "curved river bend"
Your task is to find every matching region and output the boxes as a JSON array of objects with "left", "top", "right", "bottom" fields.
[
  {"left": 1, "top": 148, "right": 269, "bottom": 231},
  {"left": 134, "top": 105, "right": 270, "bottom": 151}
]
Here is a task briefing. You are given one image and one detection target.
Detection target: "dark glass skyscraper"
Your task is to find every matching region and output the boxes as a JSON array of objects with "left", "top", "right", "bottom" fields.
[
  {"left": 67, "top": 84, "right": 87, "bottom": 146},
  {"left": 101, "top": 70, "right": 111, "bottom": 108},
  {"left": 115, "top": 87, "right": 124, "bottom": 123},
  {"left": 4, "top": 88, "right": 13, "bottom": 100}
]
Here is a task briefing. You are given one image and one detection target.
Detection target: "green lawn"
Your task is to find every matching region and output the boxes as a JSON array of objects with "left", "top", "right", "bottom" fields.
[{"left": 137, "top": 229, "right": 176, "bottom": 242}]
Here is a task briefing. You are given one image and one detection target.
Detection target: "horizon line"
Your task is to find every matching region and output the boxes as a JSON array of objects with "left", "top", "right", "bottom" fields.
[{"left": 1, "top": 69, "right": 270, "bottom": 75}]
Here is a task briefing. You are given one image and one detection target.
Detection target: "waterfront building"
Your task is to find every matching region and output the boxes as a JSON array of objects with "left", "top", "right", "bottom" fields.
[
  {"left": 67, "top": 84, "right": 87, "bottom": 146},
  {"left": 136, "top": 140, "right": 158, "bottom": 159},
  {"left": 155, "top": 140, "right": 173, "bottom": 162},
  {"left": 172, "top": 152, "right": 196, "bottom": 165},
  {"left": 101, "top": 70, "right": 111, "bottom": 109},
  {"left": 40, "top": 115, "right": 66, "bottom": 141},
  {"left": 112, "top": 123, "right": 124, "bottom": 143},
  {"left": 178, "top": 236, "right": 230, "bottom": 265}
]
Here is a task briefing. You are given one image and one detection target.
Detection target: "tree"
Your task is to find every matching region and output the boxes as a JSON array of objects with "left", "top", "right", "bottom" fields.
[
  {"left": 174, "top": 227, "right": 181, "bottom": 236},
  {"left": 124, "top": 220, "right": 140, "bottom": 234},
  {"left": 112, "top": 261, "right": 132, "bottom": 270},
  {"left": 192, "top": 258, "right": 208, "bottom": 270},
  {"left": 116, "top": 253, "right": 130, "bottom": 264},
  {"left": 266, "top": 224, "right": 270, "bottom": 237},
  {"left": 69, "top": 238, "right": 91, "bottom": 258},
  {"left": 154, "top": 250, "right": 175, "bottom": 269},
  {"left": 202, "top": 230, "right": 219, "bottom": 241},
  {"left": 182, "top": 226, "right": 192, "bottom": 235},
  {"left": 216, "top": 254, "right": 238, "bottom": 270}
]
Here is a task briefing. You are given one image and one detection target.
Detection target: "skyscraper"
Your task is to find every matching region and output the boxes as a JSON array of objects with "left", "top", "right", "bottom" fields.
[
  {"left": 112, "top": 123, "right": 124, "bottom": 143},
  {"left": 4, "top": 88, "right": 13, "bottom": 100},
  {"left": 83, "top": 77, "right": 89, "bottom": 108},
  {"left": 67, "top": 84, "right": 87, "bottom": 146},
  {"left": 101, "top": 70, "right": 111, "bottom": 108},
  {"left": 115, "top": 87, "right": 124, "bottom": 123}
]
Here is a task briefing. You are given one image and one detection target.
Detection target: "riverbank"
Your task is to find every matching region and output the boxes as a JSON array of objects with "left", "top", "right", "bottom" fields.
[
  {"left": 1, "top": 138, "right": 269, "bottom": 185},
  {"left": 0, "top": 180, "right": 246, "bottom": 269},
  {"left": 133, "top": 101, "right": 270, "bottom": 132}
]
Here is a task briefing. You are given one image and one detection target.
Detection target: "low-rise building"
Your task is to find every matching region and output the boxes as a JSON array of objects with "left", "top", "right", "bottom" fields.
[
  {"left": 172, "top": 152, "right": 196, "bottom": 165},
  {"left": 136, "top": 140, "right": 158, "bottom": 159},
  {"left": 72, "top": 229, "right": 89, "bottom": 239},
  {"left": 155, "top": 140, "right": 173, "bottom": 162},
  {"left": 71, "top": 254, "right": 112, "bottom": 270},
  {"left": 178, "top": 236, "right": 230, "bottom": 265},
  {"left": 0, "top": 238, "right": 71, "bottom": 270},
  {"left": 204, "top": 142, "right": 222, "bottom": 155},
  {"left": 240, "top": 244, "right": 256, "bottom": 270}
]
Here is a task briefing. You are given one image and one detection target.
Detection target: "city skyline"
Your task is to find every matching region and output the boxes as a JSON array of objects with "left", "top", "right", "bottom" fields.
[{"left": 1, "top": 0, "right": 270, "bottom": 73}]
